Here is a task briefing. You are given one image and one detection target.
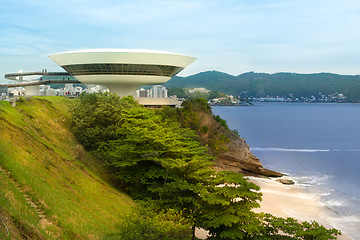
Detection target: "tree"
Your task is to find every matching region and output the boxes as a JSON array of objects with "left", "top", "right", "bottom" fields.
[
  {"left": 255, "top": 213, "right": 341, "bottom": 240},
  {"left": 91, "top": 106, "right": 264, "bottom": 238},
  {"left": 197, "top": 171, "right": 262, "bottom": 239},
  {"left": 93, "top": 107, "right": 214, "bottom": 199},
  {"left": 71, "top": 93, "right": 139, "bottom": 150}
]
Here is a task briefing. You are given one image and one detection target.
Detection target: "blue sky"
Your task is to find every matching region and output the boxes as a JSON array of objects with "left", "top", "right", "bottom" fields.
[{"left": 1, "top": 0, "right": 360, "bottom": 83}]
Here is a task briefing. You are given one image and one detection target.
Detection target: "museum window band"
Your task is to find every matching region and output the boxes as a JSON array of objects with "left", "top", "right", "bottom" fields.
[{"left": 62, "top": 64, "right": 184, "bottom": 77}]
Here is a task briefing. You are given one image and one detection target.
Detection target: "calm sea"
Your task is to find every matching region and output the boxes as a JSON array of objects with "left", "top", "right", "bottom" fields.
[{"left": 212, "top": 103, "right": 360, "bottom": 239}]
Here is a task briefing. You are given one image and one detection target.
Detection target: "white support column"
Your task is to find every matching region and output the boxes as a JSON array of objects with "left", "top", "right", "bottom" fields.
[{"left": 25, "top": 85, "right": 40, "bottom": 96}]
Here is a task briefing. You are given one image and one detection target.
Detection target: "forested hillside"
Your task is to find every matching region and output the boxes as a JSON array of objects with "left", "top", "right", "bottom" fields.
[
  {"left": 71, "top": 94, "right": 340, "bottom": 240},
  {"left": 165, "top": 71, "right": 360, "bottom": 102}
]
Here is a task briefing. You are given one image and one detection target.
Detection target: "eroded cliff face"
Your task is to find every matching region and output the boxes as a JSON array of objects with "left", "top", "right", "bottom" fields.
[
  {"left": 215, "top": 135, "right": 282, "bottom": 177},
  {"left": 196, "top": 111, "right": 282, "bottom": 177}
]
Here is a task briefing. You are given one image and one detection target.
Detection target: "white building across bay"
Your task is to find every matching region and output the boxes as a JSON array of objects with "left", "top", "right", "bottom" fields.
[{"left": 136, "top": 85, "right": 168, "bottom": 98}]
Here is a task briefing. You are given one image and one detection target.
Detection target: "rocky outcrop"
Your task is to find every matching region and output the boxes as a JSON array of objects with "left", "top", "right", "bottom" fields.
[
  {"left": 278, "top": 178, "right": 295, "bottom": 185},
  {"left": 196, "top": 111, "right": 282, "bottom": 178},
  {"left": 177, "top": 99, "right": 281, "bottom": 178},
  {"left": 214, "top": 134, "right": 282, "bottom": 177}
]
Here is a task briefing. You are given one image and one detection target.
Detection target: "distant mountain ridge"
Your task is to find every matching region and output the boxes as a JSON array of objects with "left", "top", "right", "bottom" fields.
[{"left": 165, "top": 71, "right": 360, "bottom": 102}]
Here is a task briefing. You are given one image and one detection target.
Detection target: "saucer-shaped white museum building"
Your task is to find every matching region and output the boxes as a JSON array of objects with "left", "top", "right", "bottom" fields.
[{"left": 49, "top": 49, "right": 196, "bottom": 96}]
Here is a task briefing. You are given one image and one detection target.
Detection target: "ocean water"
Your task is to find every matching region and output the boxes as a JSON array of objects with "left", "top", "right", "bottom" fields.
[{"left": 212, "top": 103, "right": 360, "bottom": 239}]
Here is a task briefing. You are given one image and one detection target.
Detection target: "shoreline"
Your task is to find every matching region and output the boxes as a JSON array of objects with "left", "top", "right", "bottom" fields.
[
  {"left": 195, "top": 175, "right": 353, "bottom": 239},
  {"left": 249, "top": 176, "right": 352, "bottom": 240}
]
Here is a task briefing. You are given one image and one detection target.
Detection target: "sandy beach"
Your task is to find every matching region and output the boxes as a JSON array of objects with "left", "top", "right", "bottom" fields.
[
  {"left": 196, "top": 176, "right": 352, "bottom": 239},
  {"left": 249, "top": 176, "right": 352, "bottom": 240}
]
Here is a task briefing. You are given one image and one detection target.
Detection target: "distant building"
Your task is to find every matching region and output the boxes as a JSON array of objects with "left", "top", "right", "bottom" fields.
[
  {"left": 188, "top": 87, "right": 210, "bottom": 94},
  {"left": 135, "top": 85, "right": 179, "bottom": 107},
  {"left": 83, "top": 84, "right": 108, "bottom": 94},
  {"left": 8, "top": 87, "right": 23, "bottom": 96},
  {"left": 150, "top": 85, "right": 168, "bottom": 98},
  {"left": 74, "top": 86, "right": 82, "bottom": 96},
  {"left": 64, "top": 84, "right": 75, "bottom": 95},
  {"left": 0, "top": 86, "right": 7, "bottom": 99},
  {"left": 0, "top": 86, "right": 7, "bottom": 94},
  {"left": 136, "top": 88, "right": 151, "bottom": 98}
]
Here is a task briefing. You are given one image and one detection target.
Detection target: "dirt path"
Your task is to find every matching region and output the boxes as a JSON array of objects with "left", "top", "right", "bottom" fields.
[{"left": 0, "top": 165, "right": 55, "bottom": 231}]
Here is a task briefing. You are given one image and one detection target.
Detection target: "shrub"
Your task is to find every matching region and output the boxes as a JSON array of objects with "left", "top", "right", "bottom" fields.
[
  {"left": 214, "top": 115, "right": 228, "bottom": 129},
  {"left": 112, "top": 207, "right": 192, "bottom": 240},
  {"left": 200, "top": 125, "right": 209, "bottom": 134}
]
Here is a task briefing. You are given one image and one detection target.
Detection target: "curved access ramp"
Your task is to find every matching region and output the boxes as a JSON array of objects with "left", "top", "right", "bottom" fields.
[
  {"left": 2, "top": 71, "right": 79, "bottom": 87},
  {"left": 5, "top": 71, "right": 70, "bottom": 81}
]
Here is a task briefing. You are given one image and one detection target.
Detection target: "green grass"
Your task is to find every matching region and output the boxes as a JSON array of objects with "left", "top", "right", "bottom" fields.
[
  {"left": 0, "top": 161, "right": 46, "bottom": 239},
  {"left": 0, "top": 97, "right": 134, "bottom": 239}
]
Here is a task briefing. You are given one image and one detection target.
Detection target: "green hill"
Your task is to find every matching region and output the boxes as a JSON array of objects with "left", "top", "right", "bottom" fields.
[
  {"left": 165, "top": 71, "right": 360, "bottom": 102},
  {"left": 0, "top": 97, "right": 134, "bottom": 239}
]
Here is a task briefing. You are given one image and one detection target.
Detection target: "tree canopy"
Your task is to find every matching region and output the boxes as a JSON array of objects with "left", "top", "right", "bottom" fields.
[{"left": 71, "top": 93, "right": 341, "bottom": 239}]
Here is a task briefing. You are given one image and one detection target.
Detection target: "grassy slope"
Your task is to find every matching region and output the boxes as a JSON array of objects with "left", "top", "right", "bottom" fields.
[{"left": 0, "top": 97, "right": 134, "bottom": 239}]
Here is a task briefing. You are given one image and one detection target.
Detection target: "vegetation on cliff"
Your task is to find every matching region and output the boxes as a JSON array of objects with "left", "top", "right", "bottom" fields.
[
  {"left": 159, "top": 98, "right": 282, "bottom": 177},
  {"left": 72, "top": 93, "right": 340, "bottom": 240}
]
